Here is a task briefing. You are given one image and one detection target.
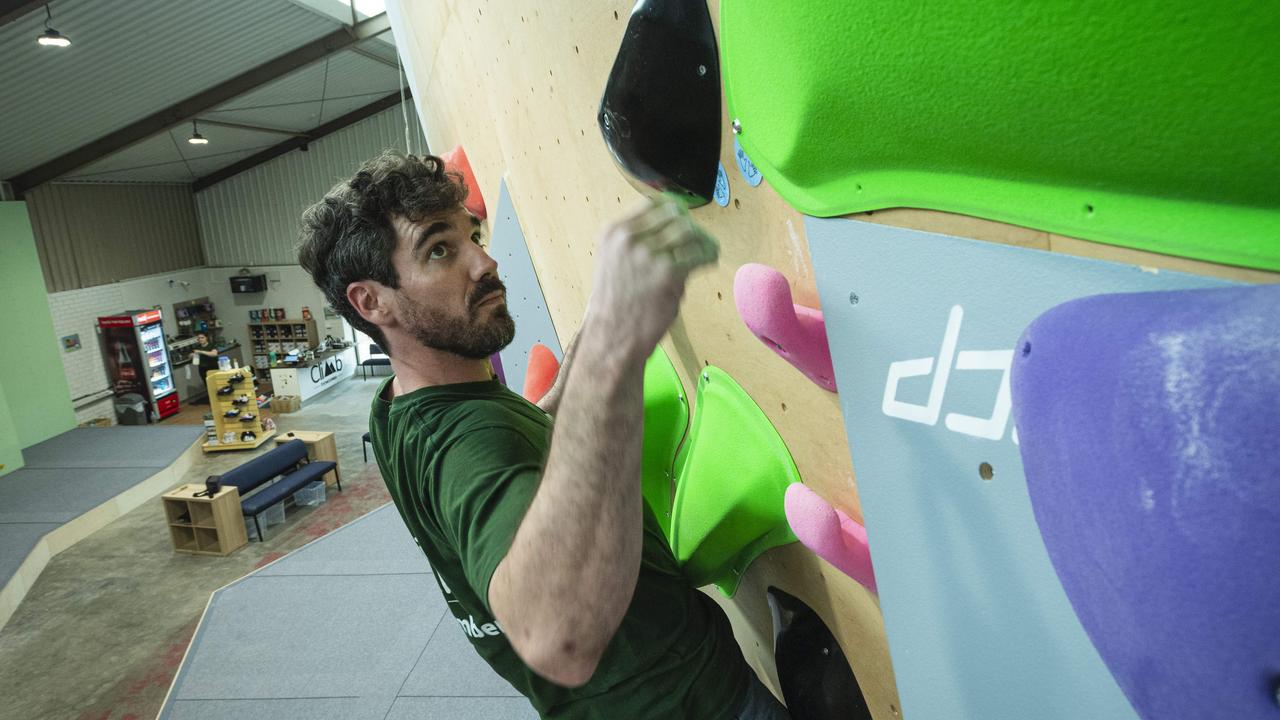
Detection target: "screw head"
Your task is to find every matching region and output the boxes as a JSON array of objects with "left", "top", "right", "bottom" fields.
[
  {"left": 697, "top": 64, "right": 707, "bottom": 76},
  {"left": 849, "top": 292, "right": 860, "bottom": 305},
  {"left": 731, "top": 119, "right": 742, "bottom": 135}
]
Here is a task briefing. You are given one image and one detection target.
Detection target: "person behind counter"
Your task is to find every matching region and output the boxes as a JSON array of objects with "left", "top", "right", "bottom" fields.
[{"left": 191, "top": 332, "right": 220, "bottom": 401}]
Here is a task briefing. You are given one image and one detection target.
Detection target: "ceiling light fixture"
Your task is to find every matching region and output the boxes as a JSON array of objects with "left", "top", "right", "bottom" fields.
[
  {"left": 188, "top": 121, "right": 209, "bottom": 145},
  {"left": 37, "top": 4, "right": 71, "bottom": 47}
]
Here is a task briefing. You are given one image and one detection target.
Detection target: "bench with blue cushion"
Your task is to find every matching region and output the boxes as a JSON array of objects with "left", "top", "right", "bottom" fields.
[{"left": 219, "top": 439, "right": 342, "bottom": 540}]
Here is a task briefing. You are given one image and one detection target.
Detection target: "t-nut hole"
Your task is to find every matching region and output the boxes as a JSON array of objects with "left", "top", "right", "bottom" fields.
[{"left": 979, "top": 462, "right": 994, "bottom": 481}]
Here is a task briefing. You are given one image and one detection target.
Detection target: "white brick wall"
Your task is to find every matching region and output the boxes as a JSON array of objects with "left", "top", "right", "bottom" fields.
[
  {"left": 47, "top": 283, "right": 124, "bottom": 403},
  {"left": 74, "top": 397, "right": 116, "bottom": 426},
  {"left": 46, "top": 266, "right": 211, "bottom": 421}
]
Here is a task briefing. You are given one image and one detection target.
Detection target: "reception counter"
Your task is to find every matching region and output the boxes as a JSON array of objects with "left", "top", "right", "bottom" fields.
[{"left": 268, "top": 346, "right": 356, "bottom": 402}]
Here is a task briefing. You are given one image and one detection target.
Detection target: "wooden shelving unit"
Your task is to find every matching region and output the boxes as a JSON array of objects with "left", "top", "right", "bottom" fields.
[
  {"left": 202, "top": 367, "right": 275, "bottom": 453},
  {"left": 248, "top": 318, "right": 318, "bottom": 391},
  {"left": 162, "top": 483, "right": 248, "bottom": 556}
]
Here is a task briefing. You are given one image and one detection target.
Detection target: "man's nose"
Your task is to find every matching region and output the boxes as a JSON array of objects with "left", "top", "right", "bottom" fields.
[{"left": 470, "top": 243, "right": 499, "bottom": 281}]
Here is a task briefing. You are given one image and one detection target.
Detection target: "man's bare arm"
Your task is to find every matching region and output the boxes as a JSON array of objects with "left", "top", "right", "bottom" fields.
[
  {"left": 488, "top": 199, "right": 717, "bottom": 687},
  {"left": 534, "top": 333, "right": 579, "bottom": 416}
]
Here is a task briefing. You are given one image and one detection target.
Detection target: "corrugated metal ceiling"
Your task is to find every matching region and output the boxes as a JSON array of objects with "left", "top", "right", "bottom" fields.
[{"left": 0, "top": 0, "right": 403, "bottom": 185}]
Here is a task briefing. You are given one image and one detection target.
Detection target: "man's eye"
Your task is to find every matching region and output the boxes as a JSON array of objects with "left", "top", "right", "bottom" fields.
[
  {"left": 472, "top": 233, "right": 484, "bottom": 246},
  {"left": 428, "top": 244, "right": 449, "bottom": 259}
]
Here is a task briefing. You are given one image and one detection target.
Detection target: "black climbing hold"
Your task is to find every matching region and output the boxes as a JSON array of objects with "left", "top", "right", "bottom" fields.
[
  {"left": 768, "top": 587, "right": 873, "bottom": 720},
  {"left": 598, "top": 0, "right": 721, "bottom": 206}
]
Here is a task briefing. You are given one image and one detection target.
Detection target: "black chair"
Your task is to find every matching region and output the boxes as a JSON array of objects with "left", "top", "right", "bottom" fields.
[
  {"left": 360, "top": 343, "right": 391, "bottom": 380},
  {"left": 362, "top": 431, "right": 372, "bottom": 462}
]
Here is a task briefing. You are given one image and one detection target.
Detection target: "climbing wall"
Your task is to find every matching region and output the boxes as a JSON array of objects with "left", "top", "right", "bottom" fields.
[{"left": 384, "top": 2, "right": 1276, "bottom": 719}]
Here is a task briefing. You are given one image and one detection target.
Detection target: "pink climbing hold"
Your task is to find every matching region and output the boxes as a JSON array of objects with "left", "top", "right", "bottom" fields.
[
  {"left": 785, "top": 483, "right": 876, "bottom": 593},
  {"left": 440, "top": 144, "right": 487, "bottom": 220},
  {"left": 733, "top": 263, "right": 837, "bottom": 392}
]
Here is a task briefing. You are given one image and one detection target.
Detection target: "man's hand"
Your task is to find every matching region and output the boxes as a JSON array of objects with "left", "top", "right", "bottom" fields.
[{"left": 584, "top": 195, "right": 719, "bottom": 366}]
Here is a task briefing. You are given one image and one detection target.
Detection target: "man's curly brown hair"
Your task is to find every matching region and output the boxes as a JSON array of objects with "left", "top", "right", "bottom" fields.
[{"left": 297, "top": 150, "right": 468, "bottom": 356}]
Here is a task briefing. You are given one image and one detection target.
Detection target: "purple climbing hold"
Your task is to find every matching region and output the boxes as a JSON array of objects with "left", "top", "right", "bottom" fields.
[
  {"left": 489, "top": 352, "right": 506, "bottom": 386},
  {"left": 1010, "top": 283, "right": 1280, "bottom": 720}
]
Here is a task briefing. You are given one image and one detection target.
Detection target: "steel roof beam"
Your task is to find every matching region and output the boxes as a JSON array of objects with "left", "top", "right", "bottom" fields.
[
  {"left": 0, "top": 0, "right": 45, "bottom": 30},
  {"left": 191, "top": 89, "right": 409, "bottom": 192},
  {"left": 194, "top": 119, "right": 308, "bottom": 137},
  {"left": 8, "top": 12, "right": 390, "bottom": 195}
]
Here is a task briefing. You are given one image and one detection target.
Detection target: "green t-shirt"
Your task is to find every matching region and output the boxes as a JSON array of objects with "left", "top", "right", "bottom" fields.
[{"left": 369, "top": 377, "right": 749, "bottom": 719}]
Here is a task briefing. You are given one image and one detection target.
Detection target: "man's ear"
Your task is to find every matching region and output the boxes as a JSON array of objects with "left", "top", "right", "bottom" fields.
[{"left": 347, "top": 280, "right": 393, "bottom": 330}]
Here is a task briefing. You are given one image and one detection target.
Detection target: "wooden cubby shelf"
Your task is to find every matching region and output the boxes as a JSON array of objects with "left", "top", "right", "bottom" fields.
[{"left": 161, "top": 483, "right": 248, "bottom": 556}]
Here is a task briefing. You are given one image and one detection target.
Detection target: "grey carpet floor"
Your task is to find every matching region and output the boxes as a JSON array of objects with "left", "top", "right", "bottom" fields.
[
  {"left": 159, "top": 503, "right": 536, "bottom": 720},
  {"left": 1, "top": 425, "right": 203, "bottom": 594}
]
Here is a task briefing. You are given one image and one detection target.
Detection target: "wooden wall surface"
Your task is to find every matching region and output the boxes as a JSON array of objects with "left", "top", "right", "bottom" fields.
[{"left": 389, "top": 2, "right": 1276, "bottom": 717}]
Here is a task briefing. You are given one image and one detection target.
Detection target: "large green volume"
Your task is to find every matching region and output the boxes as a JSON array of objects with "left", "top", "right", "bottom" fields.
[{"left": 721, "top": 1, "right": 1280, "bottom": 271}]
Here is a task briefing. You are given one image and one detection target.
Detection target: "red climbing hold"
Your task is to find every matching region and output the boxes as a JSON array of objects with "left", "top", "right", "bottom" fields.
[
  {"left": 522, "top": 343, "right": 559, "bottom": 403},
  {"left": 441, "top": 145, "right": 487, "bottom": 220}
]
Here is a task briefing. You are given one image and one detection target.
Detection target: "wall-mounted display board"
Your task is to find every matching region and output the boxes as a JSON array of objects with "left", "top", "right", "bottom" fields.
[{"left": 808, "top": 218, "right": 1241, "bottom": 719}]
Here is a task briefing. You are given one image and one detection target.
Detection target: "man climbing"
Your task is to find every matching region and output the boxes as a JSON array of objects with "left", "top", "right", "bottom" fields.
[{"left": 298, "top": 150, "right": 790, "bottom": 719}]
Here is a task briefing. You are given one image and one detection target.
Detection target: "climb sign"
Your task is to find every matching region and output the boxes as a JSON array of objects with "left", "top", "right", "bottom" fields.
[{"left": 807, "top": 218, "right": 1232, "bottom": 720}]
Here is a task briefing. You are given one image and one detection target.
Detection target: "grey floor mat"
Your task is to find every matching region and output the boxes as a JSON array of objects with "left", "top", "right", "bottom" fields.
[
  {"left": 173, "top": 574, "right": 443, "bottom": 701},
  {"left": 255, "top": 505, "right": 425, "bottom": 577},
  {"left": 1, "top": 425, "right": 202, "bottom": 595},
  {"left": 20, "top": 426, "right": 202, "bottom": 469},
  {"left": 0, "top": 523, "right": 60, "bottom": 581},
  {"left": 161, "top": 503, "right": 532, "bottom": 720},
  {"left": 162, "top": 697, "right": 390, "bottom": 720},
  {"left": 0, "top": 467, "right": 165, "bottom": 523},
  {"left": 385, "top": 697, "right": 538, "bottom": 719}
]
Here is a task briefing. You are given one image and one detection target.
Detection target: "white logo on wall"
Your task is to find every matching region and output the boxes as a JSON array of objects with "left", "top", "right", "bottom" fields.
[{"left": 882, "top": 305, "right": 1019, "bottom": 444}]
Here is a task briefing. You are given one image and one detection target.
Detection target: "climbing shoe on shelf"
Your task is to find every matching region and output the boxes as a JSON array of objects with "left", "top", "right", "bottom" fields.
[
  {"left": 239, "top": 414, "right": 256, "bottom": 423},
  {"left": 223, "top": 409, "right": 240, "bottom": 418},
  {"left": 217, "top": 386, "right": 233, "bottom": 396},
  {"left": 240, "top": 430, "right": 256, "bottom": 443}
]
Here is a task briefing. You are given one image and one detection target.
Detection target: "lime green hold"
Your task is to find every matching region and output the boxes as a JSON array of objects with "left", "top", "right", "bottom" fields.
[
  {"left": 670, "top": 366, "right": 800, "bottom": 596},
  {"left": 721, "top": 1, "right": 1280, "bottom": 271},
  {"left": 640, "top": 346, "right": 689, "bottom": 537}
]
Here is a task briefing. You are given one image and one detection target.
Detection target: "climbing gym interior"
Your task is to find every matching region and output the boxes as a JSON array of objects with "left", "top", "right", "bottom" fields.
[{"left": 0, "top": 1, "right": 1275, "bottom": 719}]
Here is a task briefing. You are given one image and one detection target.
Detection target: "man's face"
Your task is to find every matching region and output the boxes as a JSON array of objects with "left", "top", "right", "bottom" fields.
[{"left": 389, "top": 205, "right": 515, "bottom": 360}]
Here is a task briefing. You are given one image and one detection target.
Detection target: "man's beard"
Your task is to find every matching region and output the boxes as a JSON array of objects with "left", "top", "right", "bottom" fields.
[{"left": 397, "top": 278, "right": 516, "bottom": 360}]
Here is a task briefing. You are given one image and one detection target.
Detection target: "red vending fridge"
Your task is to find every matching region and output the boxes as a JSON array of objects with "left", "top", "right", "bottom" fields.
[{"left": 97, "top": 309, "right": 181, "bottom": 424}]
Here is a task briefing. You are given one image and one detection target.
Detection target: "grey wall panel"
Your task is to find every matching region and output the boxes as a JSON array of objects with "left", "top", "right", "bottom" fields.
[
  {"left": 25, "top": 183, "right": 204, "bottom": 292},
  {"left": 196, "top": 104, "right": 424, "bottom": 267},
  {"left": 490, "top": 180, "right": 562, "bottom": 394}
]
